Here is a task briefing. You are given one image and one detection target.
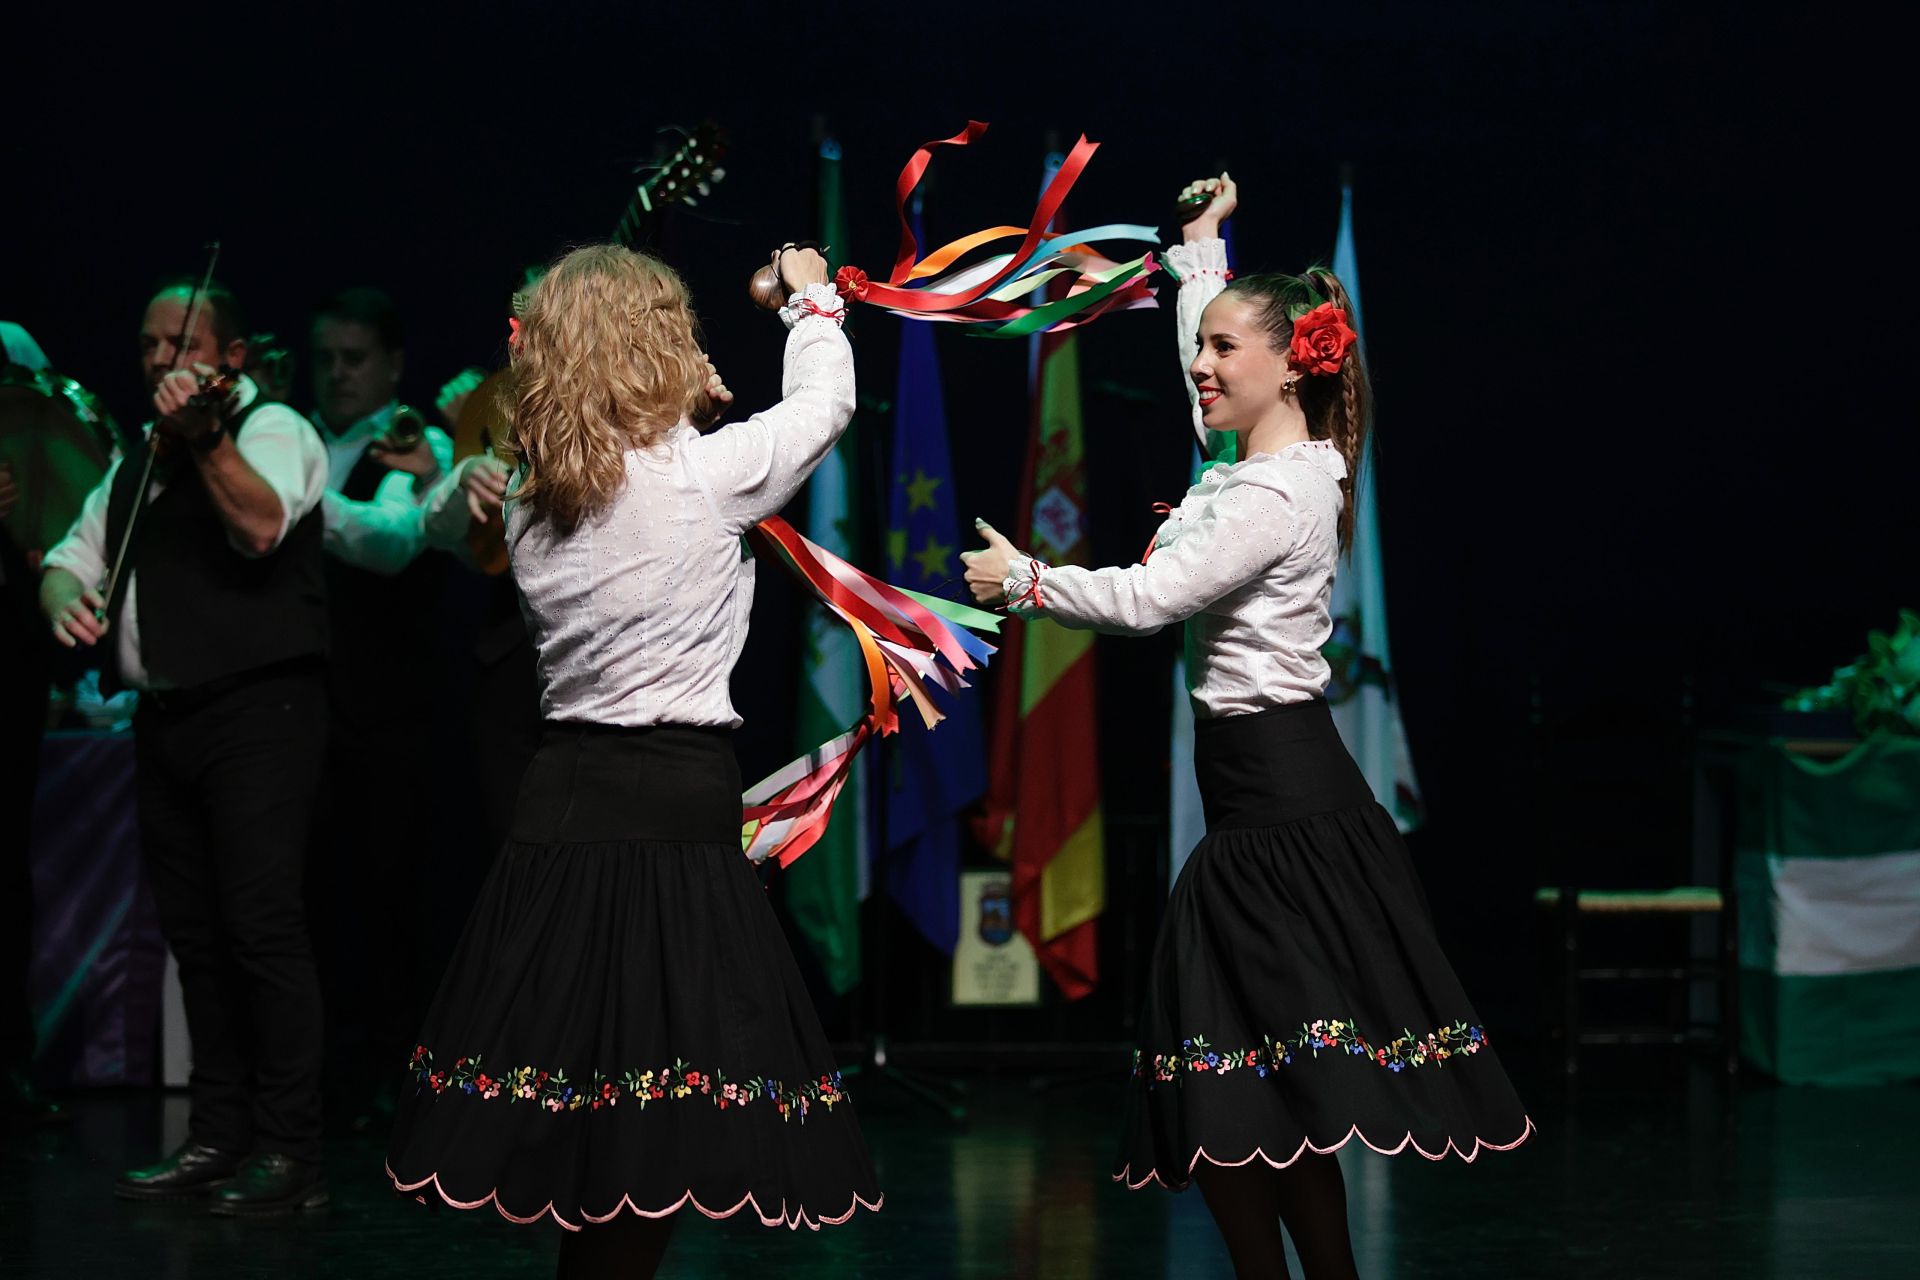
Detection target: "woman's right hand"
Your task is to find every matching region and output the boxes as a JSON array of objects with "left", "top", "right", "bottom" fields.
[
  {"left": 776, "top": 245, "right": 829, "bottom": 293},
  {"left": 1179, "top": 173, "right": 1237, "bottom": 242}
]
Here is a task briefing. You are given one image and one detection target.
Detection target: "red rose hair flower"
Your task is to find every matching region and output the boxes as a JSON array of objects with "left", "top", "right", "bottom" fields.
[{"left": 1287, "top": 302, "right": 1358, "bottom": 376}]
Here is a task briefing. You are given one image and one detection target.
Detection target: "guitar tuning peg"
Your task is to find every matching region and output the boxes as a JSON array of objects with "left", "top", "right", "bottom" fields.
[
  {"left": 710, "top": 167, "right": 726, "bottom": 182},
  {"left": 695, "top": 182, "right": 710, "bottom": 196},
  {"left": 683, "top": 195, "right": 699, "bottom": 207}
]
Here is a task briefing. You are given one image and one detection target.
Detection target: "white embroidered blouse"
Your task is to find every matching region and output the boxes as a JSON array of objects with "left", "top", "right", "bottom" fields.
[
  {"left": 1002, "top": 238, "right": 1348, "bottom": 719},
  {"left": 508, "top": 283, "right": 854, "bottom": 728}
]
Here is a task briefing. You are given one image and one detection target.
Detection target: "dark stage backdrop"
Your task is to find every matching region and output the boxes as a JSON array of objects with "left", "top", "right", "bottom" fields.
[{"left": 6, "top": 3, "right": 1911, "bottom": 1041}]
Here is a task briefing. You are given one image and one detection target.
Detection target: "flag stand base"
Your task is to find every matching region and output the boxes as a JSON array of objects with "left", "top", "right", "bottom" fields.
[{"left": 840, "top": 1034, "right": 970, "bottom": 1129}]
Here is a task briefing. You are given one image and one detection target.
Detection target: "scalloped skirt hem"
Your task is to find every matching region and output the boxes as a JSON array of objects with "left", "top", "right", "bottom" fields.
[
  {"left": 387, "top": 1162, "right": 884, "bottom": 1232},
  {"left": 1112, "top": 1116, "right": 1537, "bottom": 1192}
]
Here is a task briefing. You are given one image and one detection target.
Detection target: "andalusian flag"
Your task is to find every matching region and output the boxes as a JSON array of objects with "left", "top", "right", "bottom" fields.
[
  {"left": 974, "top": 151, "right": 1105, "bottom": 999},
  {"left": 1326, "top": 180, "right": 1423, "bottom": 830},
  {"left": 1738, "top": 737, "right": 1920, "bottom": 1086},
  {"left": 882, "top": 199, "right": 985, "bottom": 954},
  {"left": 785, "top": 134, "right": 868, "bottom": 994}
]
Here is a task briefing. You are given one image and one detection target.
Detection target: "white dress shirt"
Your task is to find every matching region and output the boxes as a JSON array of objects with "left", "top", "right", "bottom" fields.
[
  {"left": 313, "top": 400, "right": 454, "bottom": 575},
  {"left": 1003, "top": 238, "right": 1349, "bottom": 718},
  {"left": 510, "top": 282, "right": 855, "bottom": 728},
  {"left": 42, "top": 375, "right": 329, "bottom": 689}
]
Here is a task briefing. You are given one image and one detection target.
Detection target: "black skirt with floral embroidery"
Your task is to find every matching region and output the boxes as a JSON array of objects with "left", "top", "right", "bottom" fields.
[
  {"left": 1114, "top": 699, "right": 1533, "bottom": 1191},
  {"left": 386, "top": 722, "right": 881, "bottom": 1230}
]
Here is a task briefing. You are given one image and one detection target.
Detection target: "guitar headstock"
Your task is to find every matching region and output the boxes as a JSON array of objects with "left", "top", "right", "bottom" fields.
[{"left": 615, "top": 121, "right": 729, "bottom": 249}]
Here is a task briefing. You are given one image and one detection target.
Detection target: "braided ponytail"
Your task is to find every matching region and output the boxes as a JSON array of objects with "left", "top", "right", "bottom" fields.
[
  {"left": 1304, "top": 267, "right": 1370, "bottom": 554},
  {"left": 1226, "top": 266, "right": 1371, "bottom": 553}
]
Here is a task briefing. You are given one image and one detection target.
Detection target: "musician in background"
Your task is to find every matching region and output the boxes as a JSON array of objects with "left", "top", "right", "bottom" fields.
[
  {"left": 38, "top": 282, "right": 331, "bottom": 1212},
  {"left": 2, "top": 328, "right": 46, "bottom": 1127},
  {"left": 304, "top": 287, "right": 451, "bottom": 1131},
  {"left": 1, "top": 322, "right": 69, "bottom": 1129}
]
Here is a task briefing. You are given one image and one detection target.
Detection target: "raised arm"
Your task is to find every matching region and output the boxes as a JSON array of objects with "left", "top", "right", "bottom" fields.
[
  {"left": 1165, "top": 174, "right": 1238, "bottom": 451},
  {"left": 961, "top": 466, "right": 1304, "bottom": 637},
  {"left": 683, "top": 248, "right": 854, "bottom": 532},
  {"left": 321, "top": 426, "right": 453, "bottom": 574},
  {"left": 153, "top": 372, "right": 328, "bottom": 558}
]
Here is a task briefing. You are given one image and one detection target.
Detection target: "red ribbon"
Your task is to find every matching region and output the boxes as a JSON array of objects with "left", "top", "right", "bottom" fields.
[
  {"left": 1007, "top": 560, "right": 1046, "bottom": 612},
  {"left": 891, "top": 120, "right": 991, "bottom": 284},
  {"left": 859, "top": 126, "right": 1105, "bottom": 315}
]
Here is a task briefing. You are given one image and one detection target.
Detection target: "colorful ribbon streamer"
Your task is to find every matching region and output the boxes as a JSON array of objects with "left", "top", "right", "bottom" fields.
[
  {"left": 834, "top": 122, "right": 1162, "bottom": 337},
  {"left": 740, "top": 516, "right": 1003, "bottom": 868}
]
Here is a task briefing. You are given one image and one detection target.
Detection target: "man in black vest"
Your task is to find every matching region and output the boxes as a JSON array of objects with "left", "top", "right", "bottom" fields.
[
  {"left": 305, "top": 288, "right": 450, "bottom": 1130},
  {"left": 39, "top": 281, "right": 332, "bottom": 1213}
]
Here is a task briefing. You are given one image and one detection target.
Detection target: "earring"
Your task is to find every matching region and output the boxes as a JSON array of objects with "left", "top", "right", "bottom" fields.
[{"left": 1282, "top": 379, "right": 1300, "bottom": 398}]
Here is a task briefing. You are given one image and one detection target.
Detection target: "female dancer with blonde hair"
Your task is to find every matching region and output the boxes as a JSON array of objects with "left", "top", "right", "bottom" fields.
[
  {"left": 965, "top": 177, "right": 1530, "bottom": 1278},
  {"left": 388, "top": 243, "right": 880, "bottom": 1278}
]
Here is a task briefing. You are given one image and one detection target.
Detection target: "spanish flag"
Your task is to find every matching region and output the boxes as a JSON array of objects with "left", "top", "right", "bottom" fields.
[{"left": 972, "top": 151, "right": 1105, "bottom": 999}]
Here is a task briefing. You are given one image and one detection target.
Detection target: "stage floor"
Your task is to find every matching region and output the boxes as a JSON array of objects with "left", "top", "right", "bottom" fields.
[{"left": 4, "top": 1060, "right": 1913, "bottom": 1277}]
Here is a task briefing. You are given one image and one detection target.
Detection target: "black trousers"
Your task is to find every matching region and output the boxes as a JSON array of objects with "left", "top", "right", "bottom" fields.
[{"left": 134, "top": 663, "right": 327, "bottom": 1161}]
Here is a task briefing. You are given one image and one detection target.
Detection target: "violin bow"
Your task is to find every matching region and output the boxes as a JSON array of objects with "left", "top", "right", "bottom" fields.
[{"left": 99, "top": 239, "right": 222, "bottom": 621}]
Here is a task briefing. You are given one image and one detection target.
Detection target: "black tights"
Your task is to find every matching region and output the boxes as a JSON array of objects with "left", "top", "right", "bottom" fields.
[
  {"left": 1195, "top": 1154, "right": 1359, "bottom": 1280},
  {"left": 555, "top": 1213, "right": 676, "bottom": 1280}
]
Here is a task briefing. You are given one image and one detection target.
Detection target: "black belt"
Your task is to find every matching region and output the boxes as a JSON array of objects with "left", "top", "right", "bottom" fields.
[{"left": 138, "top": 655, "right": 324, "bottom": 717}]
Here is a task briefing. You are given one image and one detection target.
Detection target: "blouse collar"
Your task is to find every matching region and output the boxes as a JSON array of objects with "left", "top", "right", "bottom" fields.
[{"left": 1208, "top": 438, "right": 1349, "bottom": 484}]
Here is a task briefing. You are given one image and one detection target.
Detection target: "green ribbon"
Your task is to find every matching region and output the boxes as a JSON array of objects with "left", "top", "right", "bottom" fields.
[
  {"left": 970, "top": 255, "right": 1153, "bottom": 339},
  {"left": 895, "top": 585, "right": 1006, "bottom": 633}
]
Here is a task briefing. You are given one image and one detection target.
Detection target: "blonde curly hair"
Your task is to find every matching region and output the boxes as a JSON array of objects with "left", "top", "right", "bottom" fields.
[{"left": 503, "top": 244, "right": 706, "bottom": 533}]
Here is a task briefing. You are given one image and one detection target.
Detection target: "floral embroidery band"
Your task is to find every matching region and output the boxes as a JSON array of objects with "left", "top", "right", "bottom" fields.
[
  {"left": 408, "top": 1046, "right": 849, "bottom": 1123},
  {"left": 1134, "top": 1020, "right": 1489, "bottom": 1083}
]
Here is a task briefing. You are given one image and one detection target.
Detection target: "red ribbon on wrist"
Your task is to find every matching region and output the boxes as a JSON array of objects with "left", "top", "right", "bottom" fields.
[{"left": 1007, "top": 560, "right": 1047, "bottom": 612}]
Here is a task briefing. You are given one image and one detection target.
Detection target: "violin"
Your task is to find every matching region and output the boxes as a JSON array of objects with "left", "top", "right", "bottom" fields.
[{"left": 149, "top": 364, "right": 241, "bottom": 458}]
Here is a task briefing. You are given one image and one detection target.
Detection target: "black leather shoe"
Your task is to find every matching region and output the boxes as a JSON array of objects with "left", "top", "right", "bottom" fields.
[
  {"left": 208, "top": 1153, "right": 330, "bottom": 1216},
  {"left": 115, "top": 1142, "right": 242, "bottom": 1200}
]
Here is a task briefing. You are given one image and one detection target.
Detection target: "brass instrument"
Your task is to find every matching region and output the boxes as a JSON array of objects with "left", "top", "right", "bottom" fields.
[{"left": 383, "top": 404, "right": 428, "bottom": 453}]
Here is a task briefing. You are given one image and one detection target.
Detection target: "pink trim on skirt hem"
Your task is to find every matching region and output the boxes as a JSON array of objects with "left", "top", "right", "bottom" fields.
[
  {"left": 1112, "top": 1116, "right": 1537, "bottom": 1191},
  {"left": 386, "top": 1161, "right": 883, "bottom": 1232}
]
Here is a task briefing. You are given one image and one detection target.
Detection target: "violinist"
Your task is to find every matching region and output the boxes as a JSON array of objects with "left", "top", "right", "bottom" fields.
[{"left": 39, "top": 279, "right": 334, "bottom": 1215}]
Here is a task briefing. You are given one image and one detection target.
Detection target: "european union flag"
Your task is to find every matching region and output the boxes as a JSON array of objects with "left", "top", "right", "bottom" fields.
[{"left": 881, "top": 206, "right": 985, "bottom": 954}]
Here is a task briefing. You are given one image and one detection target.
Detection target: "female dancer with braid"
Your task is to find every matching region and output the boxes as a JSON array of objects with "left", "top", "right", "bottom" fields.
[{"left": 965, "top": 176, "right": 1530, "bottom": 1278}]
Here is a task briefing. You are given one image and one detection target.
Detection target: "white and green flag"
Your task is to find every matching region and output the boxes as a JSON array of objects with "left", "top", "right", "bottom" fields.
[
  {"left": 1327, "top": 182, "right": 1422, "bottom": 830},
  {"left": 1737, "top": 737, "right": 1920, "bottom": 1086},
  {"left": 785, "top": 135, "right": 869, "bottom": 995}
]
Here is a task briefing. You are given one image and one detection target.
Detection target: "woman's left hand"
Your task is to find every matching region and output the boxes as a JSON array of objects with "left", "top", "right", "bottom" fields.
[
  {"left": 961, "top": 519, "right": 1019, "bottom": 605},
  {"left": 690, "top": 357, "right": 733, "bottom": 429}
]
